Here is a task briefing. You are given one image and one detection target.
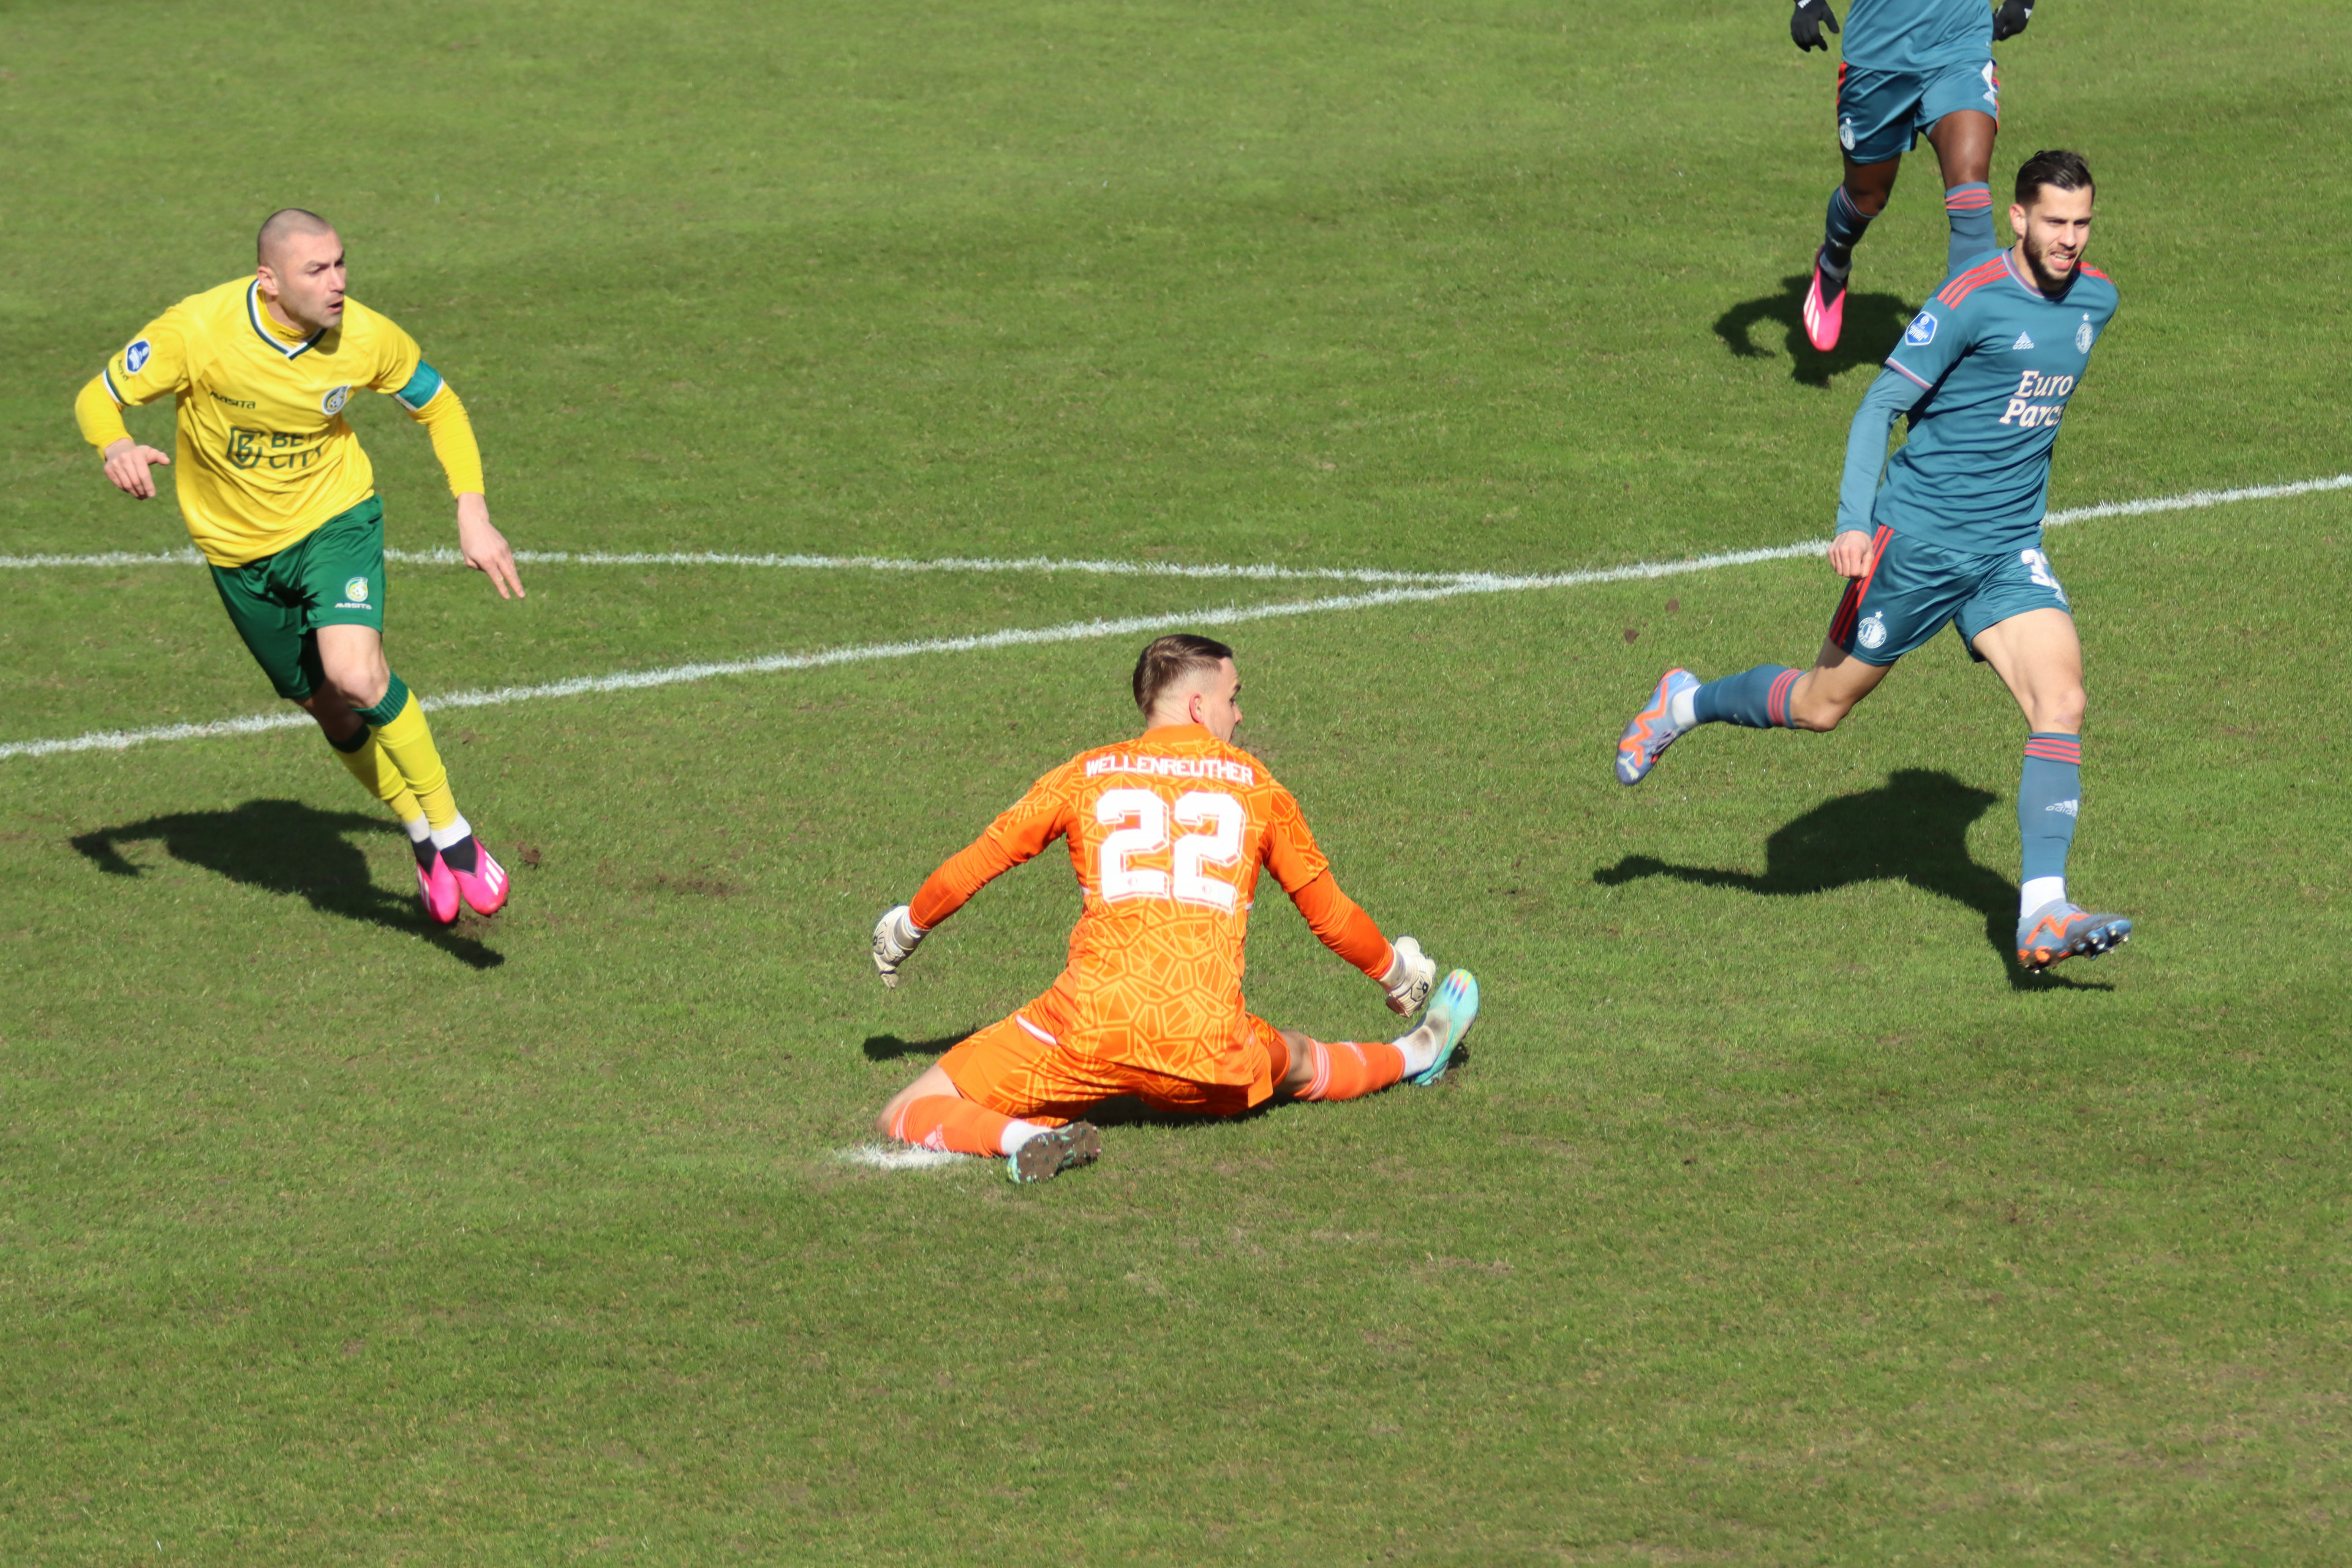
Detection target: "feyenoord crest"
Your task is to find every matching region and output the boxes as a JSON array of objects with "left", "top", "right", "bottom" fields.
[
  {"left": 344, "top": 577, "right": 370, "bottom": 604},
  {"left": 2075, "top": 319, "right": 2095, "bottom": 353},
  {"left": 321, "top": 384, "right": 352, "bottom": 415},
  {"left": 1856, "top": 612, "right": 1888, "bottom": 650}
]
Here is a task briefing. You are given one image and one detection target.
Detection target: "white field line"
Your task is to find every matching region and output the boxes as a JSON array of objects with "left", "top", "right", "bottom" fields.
[
  {"left": 0, "top": 543, "right": 1470, "bottom": 585},
  {"left": 836, "top": 1145, "right": 970, "bottom": 1170},
  {"left": 6, "top": 470, "right": 2345, "bottom": 575},
  {"left": 0, "top": 552, "right": 1819, "bottom": 761},
  {"left": 5, "top": 471, "right": 2346, "bottom": 764}
]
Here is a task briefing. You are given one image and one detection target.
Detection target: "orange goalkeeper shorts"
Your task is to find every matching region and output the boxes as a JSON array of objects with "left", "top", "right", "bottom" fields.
[{"left": 938, "top": 971, "right": 1283, "bottom": 1125}]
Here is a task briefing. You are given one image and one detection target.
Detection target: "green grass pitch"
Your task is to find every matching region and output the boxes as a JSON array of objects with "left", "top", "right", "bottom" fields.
[{"left": 4, "top": 1, "right": 2349, "bottom": 1561}]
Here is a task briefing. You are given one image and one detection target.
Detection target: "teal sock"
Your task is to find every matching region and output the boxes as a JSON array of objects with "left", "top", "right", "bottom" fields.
[
  {"left": 1821, "top": 186, "right": 1872, "bottom": 280},
  {"left": 2018, "top": 733, "right": 2081, "bottom": 903},
  {"left": 1692, "top": 666, "right": 1802, "bottom": 729},
  {"left": 1945, "top": 183, "right": 1996, "bottom": 271}
]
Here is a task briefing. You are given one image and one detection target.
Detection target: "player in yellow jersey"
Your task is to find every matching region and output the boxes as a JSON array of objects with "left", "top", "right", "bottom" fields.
[
  {"left": 868, "top": 635, "right": 1482, "bottom": 1183},
  {"left": 74, "top": 209, "right": 520, "bottom": 925}
]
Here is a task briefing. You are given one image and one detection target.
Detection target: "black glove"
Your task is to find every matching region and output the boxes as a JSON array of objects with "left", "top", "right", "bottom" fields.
[
  {"left": 1992, "top": 0, "right": 2032, "bottom": 40},
  {"left": 1792, "top": 0, "right": 1840, "bottom": 52}
]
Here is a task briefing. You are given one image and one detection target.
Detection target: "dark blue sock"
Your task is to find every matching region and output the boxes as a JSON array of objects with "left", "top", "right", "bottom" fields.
[
  {"left": 1821, "top": 186, "right": 1872, "bottom": 276},
  {"left": 2018, "top": 733, "right": 2081, "bottom": 884},
  {"left": 1692, "top": 666, "right": 1802, "bottom": 729},
  {"left": 1944, "top": 183, "right": 1996, "bottom": 271}
]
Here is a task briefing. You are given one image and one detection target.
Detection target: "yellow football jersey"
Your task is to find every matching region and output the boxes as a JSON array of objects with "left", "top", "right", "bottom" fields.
[{"left": 78, "top": 277, "right": 477, "bottom": 567}]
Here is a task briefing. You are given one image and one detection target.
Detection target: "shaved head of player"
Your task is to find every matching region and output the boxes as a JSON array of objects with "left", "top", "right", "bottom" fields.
[
  {"left": 74, "top": 208, "right": 526, "bottom": 928},
  {"left": 255, "top": 208, "right": 346, "bottom": 334},
  {"left": 1614, "top": 151, "right": 2132, "bottom": 976},
  {"left": 865, "top": 634, "right": 1480, "bottom": 1183}
]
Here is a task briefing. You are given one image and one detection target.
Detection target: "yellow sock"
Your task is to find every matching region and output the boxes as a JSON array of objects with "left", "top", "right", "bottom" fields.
[
  {"left": 329, "top": 729, "right": 425, "bottom": 823},
  {"left": 369, "top": 690, "right": 459, "bottom": 831}
]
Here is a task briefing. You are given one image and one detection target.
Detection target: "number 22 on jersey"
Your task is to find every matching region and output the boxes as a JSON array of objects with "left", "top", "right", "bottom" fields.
[{"left": 1096, "top": 789, "right": 1245, "bottom": 911}]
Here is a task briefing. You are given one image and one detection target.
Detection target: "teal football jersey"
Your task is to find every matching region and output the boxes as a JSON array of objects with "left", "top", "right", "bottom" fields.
[
  {"left": 1842, "top": 0, "right": 1992, "bottom": 75},
  {"left": 1875, "top": 251, "right": 2120, "bottom": 556}
]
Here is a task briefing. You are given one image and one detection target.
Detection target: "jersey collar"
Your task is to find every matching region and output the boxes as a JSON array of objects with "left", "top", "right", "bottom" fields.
[
  {"left": 1140, "top": 722, "right": 1213, "bottom": 742},
  {"left": 2002, "top": 248, "right": 2079, "bottom": 305},
  {"left": 246, "top": 279, "right": 325, "bottom": 360}
]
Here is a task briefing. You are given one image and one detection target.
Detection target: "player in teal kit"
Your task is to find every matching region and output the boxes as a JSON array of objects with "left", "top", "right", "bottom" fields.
[
  {"left": 1616, "top": 151, "right": 2130, "bottom": 973},
  {"left": 1790, "top": 0, "right": 2038, "bottom": 352}
]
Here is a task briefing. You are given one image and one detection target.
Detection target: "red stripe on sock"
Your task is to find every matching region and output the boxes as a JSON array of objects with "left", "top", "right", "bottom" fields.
[{"left": 1768, "top": 669, "right": 1801, "bottom": 727}]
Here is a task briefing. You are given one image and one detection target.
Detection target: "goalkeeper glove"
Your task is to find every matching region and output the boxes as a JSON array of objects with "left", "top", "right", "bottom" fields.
[
  {"left": 1790, "top": 0, "right": 1839, "bottom": 53},
  {"left": 1991, "top": 0, "right": 2032, "bottom": 40},
  {"left": 872, "top": 904, "right": 926, "bottom": 988},
  {"left": 1381, "top": 935, "right": 1438, "bottom": 1016}
]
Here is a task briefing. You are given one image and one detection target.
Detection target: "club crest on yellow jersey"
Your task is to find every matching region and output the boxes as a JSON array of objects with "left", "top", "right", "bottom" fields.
[{"left": 93, "top": 277, "right": 431, "bottom": 566}]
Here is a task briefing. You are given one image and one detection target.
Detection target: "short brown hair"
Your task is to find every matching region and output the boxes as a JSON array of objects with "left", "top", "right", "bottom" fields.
[
  {"left": 2014, "top": 149, "right": 2094, "bottom": 208},
  {"left": 1133, "top": 633, "right": 1234, "bottom": 716}
]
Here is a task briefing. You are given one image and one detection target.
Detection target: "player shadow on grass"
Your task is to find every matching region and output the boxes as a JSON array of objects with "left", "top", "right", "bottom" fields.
[
  {"left": 1593, "top": 768, "right": 2110, "bottom": 991},
  {"left": 1714, "top": 274, "right": 1919, "bottom": 388},
  {"left": 70, "top": 799, "right": 503, "bottom": 971},
  {"left": 862, "top": 1032, "right": 971, "bottom": 1062}
]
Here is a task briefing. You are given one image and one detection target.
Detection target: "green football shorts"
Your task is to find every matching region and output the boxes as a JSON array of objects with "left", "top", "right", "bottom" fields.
[{"left": 207, "top": 494, "right": 387, "bottom": 701}]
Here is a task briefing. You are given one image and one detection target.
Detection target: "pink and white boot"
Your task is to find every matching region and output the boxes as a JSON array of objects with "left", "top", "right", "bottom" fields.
[
  {"left": 440, "top": 833, "right": 508, "bottom": 917},
  {"left": 1803, "top": 249, "right": 1846, "bottom": 352},
  {"left": 414, "top": 843, "right": 461, "bottom": 925}
]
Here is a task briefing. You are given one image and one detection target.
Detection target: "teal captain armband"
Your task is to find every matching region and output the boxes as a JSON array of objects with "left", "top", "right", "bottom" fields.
[{"left": 392, "top": 361, "right": 445, "bottom": 412}]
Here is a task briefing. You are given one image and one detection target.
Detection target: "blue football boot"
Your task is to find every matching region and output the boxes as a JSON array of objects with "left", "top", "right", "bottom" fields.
[
  {"left": 1616, "top": 668, "right": 1699, "bottom": 785},
  {"left": 2016, "top": 902, "right": 2132, "bottom": 973},
  {"left": 1406, "top": 970, "right": 1480, "bottom": 1087}
]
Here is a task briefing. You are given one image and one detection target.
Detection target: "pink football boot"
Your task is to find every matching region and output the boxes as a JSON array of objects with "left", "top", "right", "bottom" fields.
[
  {"left": 442, "top": 835, "right": 509, "bottom": 917},
  {"left": 1803, "top": 251, "right": 1845, "bottom": 352},
  {"left": 414, "top": 845, "right": 461, "bottom": 925}
]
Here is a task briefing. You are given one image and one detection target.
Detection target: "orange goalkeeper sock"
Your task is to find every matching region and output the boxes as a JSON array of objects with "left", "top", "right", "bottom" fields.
[
  {"left": 888, "top": 1095, "right": 1035, "bottom": 1156},
  {"left": 1295, "top": 1040, "right": 1407, "bottom": 1102}
]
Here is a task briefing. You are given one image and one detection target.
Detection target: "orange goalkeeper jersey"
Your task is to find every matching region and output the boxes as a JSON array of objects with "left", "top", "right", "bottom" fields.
[{"left": 911, "top": 723, "right": 1393, "bottom": 1088}]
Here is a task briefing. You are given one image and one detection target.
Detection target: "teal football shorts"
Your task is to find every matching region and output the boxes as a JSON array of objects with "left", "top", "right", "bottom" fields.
[
  {"left": 1827, "top": 524, "right": 2070, "bottom": 666},
  {"left": 1836, "top": 58, "right": 2000, "bottom": 164}
]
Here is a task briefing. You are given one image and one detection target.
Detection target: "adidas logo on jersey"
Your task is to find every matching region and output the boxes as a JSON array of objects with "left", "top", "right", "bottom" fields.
[{"left": 2012, "top": 332, "right": 2035, "bottom": 350}]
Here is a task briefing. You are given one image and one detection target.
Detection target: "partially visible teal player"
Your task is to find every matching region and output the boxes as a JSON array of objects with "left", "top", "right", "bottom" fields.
[
  {"left": 1789, "top": 0, "right": 2039, "bottom": 352},
  {"left": 1616, "top": 151, "right": 2130, "bottom": 974}
]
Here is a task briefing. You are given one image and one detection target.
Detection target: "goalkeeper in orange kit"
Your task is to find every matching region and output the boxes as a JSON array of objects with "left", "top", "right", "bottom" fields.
[{"left": 869, "top": 634, "right": 1480, "bottom": 1183}]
